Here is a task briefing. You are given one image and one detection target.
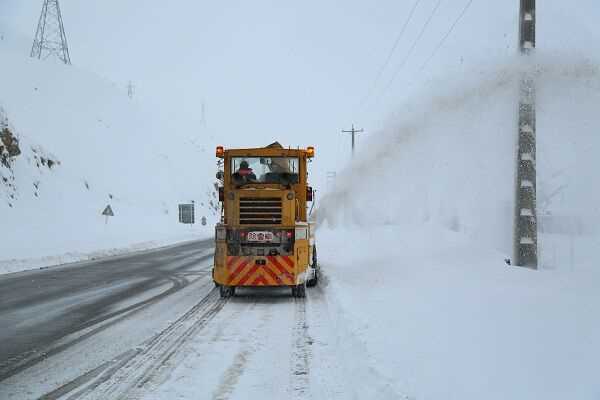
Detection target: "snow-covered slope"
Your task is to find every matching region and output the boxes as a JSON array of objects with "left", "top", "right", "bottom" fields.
[{"left": 0, "top": 30, "right": 219, "bottom": 271}]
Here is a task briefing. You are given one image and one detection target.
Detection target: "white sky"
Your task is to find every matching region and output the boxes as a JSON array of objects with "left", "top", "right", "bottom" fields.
[{"left": 2, "top": 1, "right": 598, "bottom": 190}]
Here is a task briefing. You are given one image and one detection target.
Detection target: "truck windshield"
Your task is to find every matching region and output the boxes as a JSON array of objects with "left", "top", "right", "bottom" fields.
[{"left": 231, "top": 157, "right": 299, "bottom": 186}]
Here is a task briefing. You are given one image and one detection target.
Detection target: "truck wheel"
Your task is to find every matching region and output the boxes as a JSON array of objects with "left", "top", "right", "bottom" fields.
[
  {"left": 219, "top": 285, "right": 234, "bottom": 298},
  {"left": 293, "top": 284, "right": 306, "bottom": 298}
]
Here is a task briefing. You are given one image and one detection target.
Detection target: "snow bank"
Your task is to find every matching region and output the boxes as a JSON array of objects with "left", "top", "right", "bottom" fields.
[
  {"left": 0, "top": 30, "right": 219, "bottom": 272},
  {"left": 319, "top": 226, "right": 600, "bottom": 399},
  {"left": 0, "top": 231, "right": 209, "bottom": 275}
]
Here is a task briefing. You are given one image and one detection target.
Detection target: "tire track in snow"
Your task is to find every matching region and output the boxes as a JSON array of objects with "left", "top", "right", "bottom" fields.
[
  {"left": 39, "top": 287, "right": 226, "bottom": 400},
  {"left": 289, "top": 297, "right": 313, "bottom": 399},
  {"left": 211, "top": 302, "right": 271, "bottom": 400}
]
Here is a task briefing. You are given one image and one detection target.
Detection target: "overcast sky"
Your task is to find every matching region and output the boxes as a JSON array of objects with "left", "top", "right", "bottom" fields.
[{"left": 2, "top": 1, "right": 598, "bottom": 186}]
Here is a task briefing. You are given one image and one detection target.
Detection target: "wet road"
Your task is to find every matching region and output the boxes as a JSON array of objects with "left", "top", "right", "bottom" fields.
[{"left": 0, "top": 239, "right": 214, "bottom": 382}]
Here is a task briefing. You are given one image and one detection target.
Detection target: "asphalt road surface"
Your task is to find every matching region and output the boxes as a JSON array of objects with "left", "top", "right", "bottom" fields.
[
  {"left": 0, "top": 239, "right": 214, "bottom": 388},
  {"left": 0, "top": 238, "right": 353, "bottom": 400}
]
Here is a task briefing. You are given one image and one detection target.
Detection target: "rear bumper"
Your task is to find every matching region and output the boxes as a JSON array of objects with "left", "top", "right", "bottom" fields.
[{"left": 214, "top": 255, "right": 303, "bottom": 286}]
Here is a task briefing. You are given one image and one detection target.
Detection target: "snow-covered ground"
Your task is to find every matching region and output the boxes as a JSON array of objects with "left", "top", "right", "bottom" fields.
[
  {"left": 34, "top": 223, "right": 596, "bottom": 400},
  {"left": 318, "top": 226, "right": 600, "bottom": 399}
]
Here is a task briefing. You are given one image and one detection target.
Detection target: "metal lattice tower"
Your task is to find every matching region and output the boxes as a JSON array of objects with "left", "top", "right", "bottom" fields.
[
  {"left": 514, "top": 0, "right": 537, "bottom": 268},
  {"left": 30, "top": 0, "right": 71, "bottom": 65}
]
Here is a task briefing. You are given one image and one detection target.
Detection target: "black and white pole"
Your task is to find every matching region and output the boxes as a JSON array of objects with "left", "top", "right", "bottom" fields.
[{"left": 514, "top": 0, "right": 537, "bottom": 268}]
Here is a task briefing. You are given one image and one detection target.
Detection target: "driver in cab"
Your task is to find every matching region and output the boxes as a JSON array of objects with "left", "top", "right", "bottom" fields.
[
  {"left": 269, "top": 158, "right": 290, "bottom": 174},
  {"left": 233, "top": 160, "right": 257, "bottom": 184}
]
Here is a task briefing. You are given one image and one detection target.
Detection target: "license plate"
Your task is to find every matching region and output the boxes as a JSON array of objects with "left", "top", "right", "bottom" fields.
[{"left": 247, "top": 231, "right": 274, "bottom": 242}]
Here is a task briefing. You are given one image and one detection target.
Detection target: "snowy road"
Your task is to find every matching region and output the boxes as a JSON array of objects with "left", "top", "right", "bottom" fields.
[
  {"left": 0, "top": 239, "right": 216, "bottom": 399},
  {"left": 0, "top": 241, "right": 351, "bottom": 400}
]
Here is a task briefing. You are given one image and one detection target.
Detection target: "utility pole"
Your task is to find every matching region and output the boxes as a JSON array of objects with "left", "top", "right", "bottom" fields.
[
  {"left": 31, "top": 0, "right": 71, "bottom": 65},
  {"left": 127, "top": 81, "right": 135, "bottom": 99},
  {"left": 342, "top": 124, "right": 364, "bottom": 156},
  {"left": 514, "top": 0, "right": 537, "bottom": 268}
]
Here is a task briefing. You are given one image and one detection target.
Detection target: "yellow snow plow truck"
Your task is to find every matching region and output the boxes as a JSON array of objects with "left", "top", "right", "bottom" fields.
[{"left": 212, "top": 142, "right": 318, "bottom": 298}]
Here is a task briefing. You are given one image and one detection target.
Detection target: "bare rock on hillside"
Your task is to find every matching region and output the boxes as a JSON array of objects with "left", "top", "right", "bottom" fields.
[{"left": 0, "top": 127, "right": 21, "bottom": 167}]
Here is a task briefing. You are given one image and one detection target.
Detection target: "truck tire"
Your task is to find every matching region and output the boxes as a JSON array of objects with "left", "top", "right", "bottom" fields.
[
  {"left": 306, "top": 269, "right": 318, "bottom": 287},
  {"left": 219, "top": 285, "right": 235, "bottom": 298},
  {"left": 292, "top": 284, "right": 306, "bottom": 298}
]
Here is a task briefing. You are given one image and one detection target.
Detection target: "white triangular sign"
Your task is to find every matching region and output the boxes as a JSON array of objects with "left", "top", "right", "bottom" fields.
[{"left": 102, "top": 205, "right": 114, "bottom": 216}]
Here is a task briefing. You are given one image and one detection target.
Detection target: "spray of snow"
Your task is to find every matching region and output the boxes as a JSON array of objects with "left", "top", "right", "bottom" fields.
[
  {"left": 314, "top": 52, "right": 600, "bottom": 400},
  {"left": 318, "top": 52, "right": 600, "bottom": 268}
]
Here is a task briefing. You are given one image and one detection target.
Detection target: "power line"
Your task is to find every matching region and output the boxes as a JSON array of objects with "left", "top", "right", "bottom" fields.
[
  {"left": 419, "top": 0, "right": 475, "bottom": 71},
  {"left": 359, "top": 0, "right": 422, "bottom": 108},
  {"left": 376, "top": 0, "right": 443, "bottom": 102}
]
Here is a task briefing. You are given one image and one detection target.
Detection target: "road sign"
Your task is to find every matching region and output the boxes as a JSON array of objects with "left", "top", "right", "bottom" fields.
[
  {"left": 178, "top": 203, "right": 195, "bottom": 224},
  {"left": 102, "top": 204, "right": 114, "bottom": 225}
]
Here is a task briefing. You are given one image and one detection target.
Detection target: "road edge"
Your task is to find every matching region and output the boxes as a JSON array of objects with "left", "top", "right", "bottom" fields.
[{"left": 0, "top": 236, "right": 214, "bottom": 278}]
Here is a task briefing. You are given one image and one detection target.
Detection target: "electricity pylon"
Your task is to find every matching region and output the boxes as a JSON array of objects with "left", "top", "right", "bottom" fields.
[{"left": 31, "top": 0, "right": 71, "bottom": 65}]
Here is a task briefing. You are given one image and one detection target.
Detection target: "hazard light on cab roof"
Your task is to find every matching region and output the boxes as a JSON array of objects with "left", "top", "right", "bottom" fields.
[
  {"left": 307, "top": 146, "right": 315, "bottom": 158},
  {"left": 216, "top": 146, "right": 224, "bottom": 158}
]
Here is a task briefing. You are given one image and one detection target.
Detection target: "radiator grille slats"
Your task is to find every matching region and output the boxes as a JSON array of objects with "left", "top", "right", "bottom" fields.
[{"left": 239, "top": 197, "right": 282, "bottom": 225}]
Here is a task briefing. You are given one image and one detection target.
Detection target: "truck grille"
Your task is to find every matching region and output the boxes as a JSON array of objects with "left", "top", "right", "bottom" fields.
[{"left": 239, "top": 197, "right": 282, "bottom": 225}]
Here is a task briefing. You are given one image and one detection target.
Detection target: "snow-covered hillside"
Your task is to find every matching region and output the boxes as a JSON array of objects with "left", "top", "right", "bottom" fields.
[{"left": 0, "top": 30, "right": 219, "bottom": 271}]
